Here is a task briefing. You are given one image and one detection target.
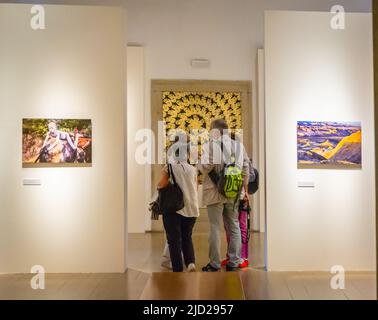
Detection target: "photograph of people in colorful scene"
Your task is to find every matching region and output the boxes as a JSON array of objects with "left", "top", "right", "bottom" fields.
[
  {"left": 22, "top": 119, "right": 92, "bottom": 167},
  {"left": 297, "top": 121, "right": 362, "bottom": 168}
]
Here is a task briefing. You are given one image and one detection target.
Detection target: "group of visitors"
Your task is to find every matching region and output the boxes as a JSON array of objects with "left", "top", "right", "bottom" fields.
[{"left": 154, "top": 119, "right": 254, "bottom": 273}]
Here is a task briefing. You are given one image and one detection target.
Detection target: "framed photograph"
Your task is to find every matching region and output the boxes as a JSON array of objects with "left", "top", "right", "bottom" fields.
[
  {"left": 297, "top": 121, "right": 361, "bottom": 169},
  {"left": 22, "top": 119, "right": 92, "bottom": 167}
]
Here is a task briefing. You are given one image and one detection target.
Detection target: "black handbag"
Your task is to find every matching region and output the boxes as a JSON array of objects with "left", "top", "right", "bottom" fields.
[
  {"left": 248, "top": 167, "right": 259, "bottom": 195},
  {"left": 158, "top": 164, "right": 184, "bottom": 214}
]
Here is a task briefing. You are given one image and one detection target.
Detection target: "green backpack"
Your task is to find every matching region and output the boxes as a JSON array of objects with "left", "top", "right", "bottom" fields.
[
  {"left": 208, "top": 142, "right": 243, "bottom": 199},
  {"left": 222, "top": 162, "right": 243, "bottom": 199}
]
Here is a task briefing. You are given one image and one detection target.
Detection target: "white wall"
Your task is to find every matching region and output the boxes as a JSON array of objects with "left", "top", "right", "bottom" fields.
[
  {"left": 0, "top": 4, "right": 127, "bottom": 273},
  {"left": 127, "top": 46, "right": 147, "bottom": 233},
  {"left": 257, "top": 49, "right": 266, "bottom": 233},
  {"left": 125, "top": 0, "right": 372, "bottom": 231},
  {"left": 265, "top": 11, "right": 375, "bottom": 271},
  {"left": 126, "top": 0, "right": 371, "bottom": 80}
]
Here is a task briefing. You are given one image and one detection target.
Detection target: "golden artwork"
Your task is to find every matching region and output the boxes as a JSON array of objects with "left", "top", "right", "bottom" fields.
[{"left": 162, "top": 91, "right": 242, "bottom": 144}]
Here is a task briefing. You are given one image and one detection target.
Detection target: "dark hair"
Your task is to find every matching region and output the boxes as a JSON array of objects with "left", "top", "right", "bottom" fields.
[
  {"left": 166, "top": 131, "right": 191, "bottom": 163},
  {"left": 210, "top": 119, "right": 229, "bottom": 131}
]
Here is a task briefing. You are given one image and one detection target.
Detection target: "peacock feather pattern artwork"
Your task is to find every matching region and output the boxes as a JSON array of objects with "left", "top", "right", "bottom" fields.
[{"left": 162, "top": 91, "right": 242, "bottom": 147}]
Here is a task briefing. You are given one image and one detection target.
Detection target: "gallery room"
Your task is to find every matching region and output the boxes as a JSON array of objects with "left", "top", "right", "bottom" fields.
[{"left": 0, "top": 0, "right": 377, "bottom": 303}]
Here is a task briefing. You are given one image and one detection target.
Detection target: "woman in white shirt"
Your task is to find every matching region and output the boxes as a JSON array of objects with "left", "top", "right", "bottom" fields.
[{"left": 157, "top": 141, "right": 199, "bottom": 272}]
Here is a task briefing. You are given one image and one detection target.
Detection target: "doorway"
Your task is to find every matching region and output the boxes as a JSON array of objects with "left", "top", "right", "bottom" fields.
[{"left": 127, "top": 79, "right": 266, "bottom": 272}]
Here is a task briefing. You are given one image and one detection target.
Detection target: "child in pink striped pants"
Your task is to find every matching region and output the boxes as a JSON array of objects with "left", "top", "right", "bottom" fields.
[{"left": 222, "top": 193, "right": 251, "bottom": 268}]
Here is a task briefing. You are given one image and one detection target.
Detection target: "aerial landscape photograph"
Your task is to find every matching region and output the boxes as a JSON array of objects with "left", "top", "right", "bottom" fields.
[{"left": 297, "top": 121, "right": 362, "bottom": 168}]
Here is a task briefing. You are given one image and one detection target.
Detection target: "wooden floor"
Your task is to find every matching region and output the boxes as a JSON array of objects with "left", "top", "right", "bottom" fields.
[
  {"left": 127, "top": 225, "right": 376, "bottom": 300},
  {"left": 139, "top": 269, "right": 376, "bottom": 300},
  {"left": 240, "top": 269, "right": 376, "bottom": 300},
  {"left": 128, "top": 232, "right": 265, "bottom": 273},
  {"left": 140, "top": 272, "right": 245, "bottom": 300},
  {"left": 0, "top": 270, "right": 149, "bottom": 300},
  {"left": 0, "top": 214, "right": 375, "bottom": 300},
  {"left": 128, "top": 210, "right": 265, "bottom": 274},
  {"left": 0, "top": 269, "right": 375, "bottom": 300}
]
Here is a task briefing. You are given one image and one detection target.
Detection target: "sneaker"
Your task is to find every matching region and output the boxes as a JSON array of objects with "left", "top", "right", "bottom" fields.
[
  {"left": 161, "top": 259, "right": 172, "bottom": 270},
  {"left": 221, "top": 259, "right": 229, "bottom": 267},
  {"left": 226, "top": 264, "right": 239, "bottom": 272},
  {"left": 187, "top": 263, "right": 196, "bottom": 272},
  {"left": 202, "top": 263, "right": 220, "bottom": 272},
  {"left": 239, "top": 260, "right": 249, "bottom": 269}
]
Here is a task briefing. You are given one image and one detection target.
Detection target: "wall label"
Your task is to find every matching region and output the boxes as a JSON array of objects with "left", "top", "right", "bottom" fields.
[
  {"left": 297, "top": 181, "right": 315, "bottom": 188},
  {"left": 23, "top": 179, "right": 42, "bottom": 186}
]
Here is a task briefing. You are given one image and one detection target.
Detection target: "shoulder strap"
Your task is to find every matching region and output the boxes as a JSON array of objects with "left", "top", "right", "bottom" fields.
[
  {"left": 168, "top": 164, "right": 177, "bottom": 185},
  {"left": 221, "top": 140, "right": 232, "bottom": 166}
]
